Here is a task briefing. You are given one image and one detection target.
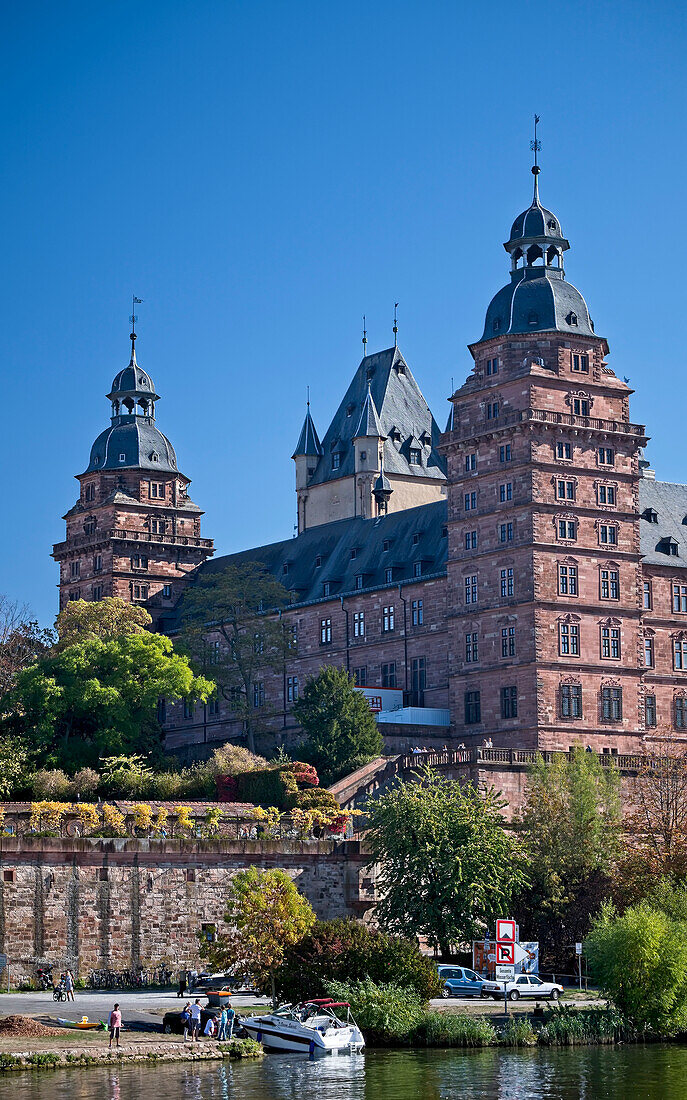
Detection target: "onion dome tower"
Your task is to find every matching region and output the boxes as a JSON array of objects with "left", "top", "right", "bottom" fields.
[{"left": 53, "top": 323, "right": 214, "bottom": 623}]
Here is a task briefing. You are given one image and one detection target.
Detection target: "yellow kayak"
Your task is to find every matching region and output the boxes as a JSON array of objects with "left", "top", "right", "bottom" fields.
[{"left": 57, "top": 1017, "right": 105, "bottom": 1030}]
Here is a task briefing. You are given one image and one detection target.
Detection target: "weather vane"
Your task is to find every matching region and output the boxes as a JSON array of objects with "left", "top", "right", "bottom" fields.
[
  {"left": 393, "top": 302, "right": 398, "bottom": 348},
  {"left": 362, "top": 315, "right": 367, "bottom": 357},
  {"left": 530, "top": 114, "right": 541, "bottom": 166},
  {"left": 129, "top": 296, "right": 143, "bottom": 353}
]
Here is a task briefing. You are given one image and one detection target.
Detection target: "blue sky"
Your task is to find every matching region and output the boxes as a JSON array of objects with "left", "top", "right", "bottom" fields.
[{"left": 2, "top": 0, "right": 686, "bottom": 625}]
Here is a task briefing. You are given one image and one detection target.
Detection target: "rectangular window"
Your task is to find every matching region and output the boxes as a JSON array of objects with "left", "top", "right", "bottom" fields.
[
  {"left": 561, "top": 683, "right": 582, "bottom": 719},
  {"left": 674, "top": 639, "right": 687, "bottom": 670},
  {"left": 644, "top": 635, "right": 655, "bottom": 668},
  {"left": 486, "top": 357, "right": 499, "bottom": 376},
  {"left": 486, "top": 401, "right": 499, "bottom": 420},
  {"left": 499, "top": 482, "right": 513, "bottom": 502},
  {"left": 320, "top": 618, "right": 332, "bottom": 645},
  {"left": 601, "top": 626, "right": 621, "bottom": 659},
  {"left": 572, "top": 398, "right": 590, "bottom": 416},
  {"left": 70, "top": 561, "right": 80, "bottom": 578},
  {"left": 332, "top": 453, "right": 340, "bottom": 470},
  {"left": 598, "top": 485, "right": 616, "bottom": 505},
  {"left": 92, "top": 585, "right": 103, "bottom": 601},
  {"left": 353, "top": 610, "right": 365, "bottom": 638},
  {"left": 602, "top": 687, "right": 623, "bottom": 721},
  {"left": 151, "top": 519, "right": 166, "bottom": 534},
  {"left": 84, "top": 483, "right": 96, "bottom": 502},
  {"left": 599, "top": 525, "right": 617, "bottom": 545},
  {"left": 381, "top": 662, "right": 396, "bottom": 689},
  {"left": 600, "top": 569, "right": 619, "bottom": 600},
  {"left": 558, "top": 520, "right": 576, "bottom": 540},
  {"left": 253, "top": 681, "right": 265, "bottom": 708},
  {"left": 383, "top": 605, "right": 395, "bottom": 632},
  {"left": 287, "top": 676, "right": 299, "bottom": 703},
  {"left": 598, "top": 447, "right": 615, "bottom": 466},
  {"left": 465, "top": 575, "right": 478, "bottom": 604},
  {"left": 150, "top": 481, "right": 165, "bottom": 499},
  {"left": 572, "top": 353, "right": 589, "bottom": 373},
  {"left": 411, "top": 599, "right": 423, "bottom": 626},
  {"left": 500, "top": 568, "right": 514, "bottom": 598},
  {"left": 557, "top": 479, "right": 575, "bottom": 500},
  {"left": 353, "top": 666, "right": 367, "bottom": 686},
  {"left": 413, "top": 562, "right": 422, "bottom": 578},
  {"left": 355, "top": 574, "right": 364, "bottom": 590},
  {"left": 162, "top": 583, "right": 172, "bottom": 598},
  {"left": 93, "top": 554, "right": 102, "bottom": 572},
  {"left": 559, "top": 622, "right": 580, "bottom": 656},
  {"left": 183, "top": 698, "right": 194, "bottom": 720},
  {"left": 132, "top": 583, "right": 148, "bottom": 600},
  {"left": 131, "top": 554, "right": 149, "bottom": 570},
  {"left": 322, "top": 581, "right": 330, "bottom": 598},
  {"left": 643, "top": 581, "right": 653, "bottom": 610},
  {"left": 409, "top": 449, "right": 421, "bottom": 466},
  {"left": 384, "top": 567, "right": 393, "bottom": 584},
  {"left": 208, "top": 697, "right": 220, "bottom": 716},
  {"left": 464, "top": 530, "right": 478, "bottom": 550},
  {"left": 556, "top": 442, "right": 573, "bottom": 460},
  {"left": 499, "top": 522, "right": 513, "bottom": 543},
  {"left": 411, "top": 657, "right": 426, "bottom": 706},
  {"left": 464, "top": 691, "right": 481, "bottom": 724},
  {"left": 499, "top": 444, "right": 512, "bottom": 462},
  {"left": 464, "top": 491, "right": 477, "bottom": 511},
  {"left": 465, "top": 452, "right": 477, "bottom": 472},
  {"left": 676, "top": 697, "right": 687, "bottom": 729},
  {"left": 501, "top": 686, "right": 518, "bottom": 719},
  {"left": 465, "top": 632, "right": 479, "bottom": 663},
  {"left": 645, "top": 694, "right": 657, "bottom": 728},
  {"left": 558, "top": 564, "right": 578, "bottom": 596},
  {"left": 673, "top": 585, "right": 687, "bottom": 613},
  {"left": 501, "top": 626, "right": 516, "bottom": 658}
]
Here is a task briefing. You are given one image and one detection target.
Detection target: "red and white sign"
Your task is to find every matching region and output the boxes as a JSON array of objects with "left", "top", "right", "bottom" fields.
[
  {"left": 496, "top": 919, "right": 516, "bottom": 943},
  {"left": 496, "top": 942, "right": 515, "bottom": 964}
]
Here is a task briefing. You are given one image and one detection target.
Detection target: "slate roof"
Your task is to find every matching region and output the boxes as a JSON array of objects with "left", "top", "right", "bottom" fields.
[
  {"left": 639, "top": 480, "right": 687, "bottom": 570},
  {"left": 354, "top": 387, "right": 384, "bottom": 439},
  {"left": 293, "top": 408, "right": 323, "bottom": 458},
  {"left": 84, "top": 420, "right": 179, "bottom": 474},
  {"left": 480, "top": 269, "right": 596, "bottom": 341},
  {"left": 170, "top": 500, "right": 449, "bottom": 625},
  {"left": 306, "top": 347, "right": 446, "bottom": 486}
]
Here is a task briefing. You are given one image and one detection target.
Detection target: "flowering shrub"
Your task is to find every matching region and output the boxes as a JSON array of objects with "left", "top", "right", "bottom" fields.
[
  {"left": 251, "top": 805, "right": 281, "bottom": 836},
  {"left": 101, "top": 804, "right": 127, "bottom": 837},
  {"left": 132, "top": 803, "right": 154, "bottom": 831},
  {"left": 290, "top": 762, "right": 319, "bottom": 788},
  {"left": 204, "top": 807, "right": 222, "bottom": 836},
  {"left": 29, "top": 801, "right": 70, "bottom": 832},
  {"left": 174, "top": 805, "right": 195, "bottom": 836},
  {"left": 74, "top": 803, "right": 100, "bottom": 834},
  {"left": 153, "top": 808, "right": 169, "bottom": 835},
  {"left": 216, "top": 775, "right": 239, "bottom": 802}
]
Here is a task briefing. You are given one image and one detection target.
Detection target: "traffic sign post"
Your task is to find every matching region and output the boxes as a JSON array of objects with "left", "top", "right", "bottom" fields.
[{"left": 495, "top": 919, "right": 518, "bottom": 1016}]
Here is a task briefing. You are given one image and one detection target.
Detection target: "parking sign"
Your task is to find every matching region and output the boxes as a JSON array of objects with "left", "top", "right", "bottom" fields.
[{"left": 496, "top": 942, "right": 515, "bottom": 964}]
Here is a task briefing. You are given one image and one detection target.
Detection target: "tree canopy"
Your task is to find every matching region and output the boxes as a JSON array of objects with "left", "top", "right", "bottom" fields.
[
  {"left": 365, "top": 766, "right": 527, "bottom": 955},
  {"left": 180, "top": 562, "right": 291, "bottom": 751},
  {"left": 514, "top": 748, "right": 621, "bottom": 959},
  {"left": 3, "top": 601, "right": 212, "bottom": 770},
  {"left": 201, "top": 867, "right": 316, "bottom": 1004},
  {"left": 293, "top": 665, "right": 383, "bottom": 785},
  {"left": 54, "top": 597, "right": 151, "bottom": 650}
]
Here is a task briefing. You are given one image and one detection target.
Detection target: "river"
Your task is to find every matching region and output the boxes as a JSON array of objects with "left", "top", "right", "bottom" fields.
[{"left": 6, "top": 1045, "right": 687, "bottom": 1099}]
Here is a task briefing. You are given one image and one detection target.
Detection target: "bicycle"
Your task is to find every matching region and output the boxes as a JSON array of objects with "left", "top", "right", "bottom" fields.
[{"left": 52, "top": 985, "right": 67, "bottom": 1002}]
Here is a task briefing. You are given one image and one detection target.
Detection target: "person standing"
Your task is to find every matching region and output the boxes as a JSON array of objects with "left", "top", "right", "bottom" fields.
[
  {"left": 109, "top": 1003, "right": 122, "bottom": 1048},
  {"left": 190, "top": 999, "right": 202, "bottom": 1041},
  {"left": 217, "top": 1004, "right": 228, "bottom": 1041},
  {"left": 65, "top": 970, "right": 75, "bottom": 1001},
  {"left": 178, "top": 972, "right": 187, "bottom": 999},
  {"left": 181, "top": 1002, "right": 191, "bottom": 1041},
  {"left": 226, "top": 1002, "right": 235, "bottom": 1040}
]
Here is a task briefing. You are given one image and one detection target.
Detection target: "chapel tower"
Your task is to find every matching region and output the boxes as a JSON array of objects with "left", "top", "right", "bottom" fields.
[
  {"left": 52, "top": 329, "right": 214, "bottom": 625},
  {"left": 441, "top": 154, "right": 648, "bottom": 751}
]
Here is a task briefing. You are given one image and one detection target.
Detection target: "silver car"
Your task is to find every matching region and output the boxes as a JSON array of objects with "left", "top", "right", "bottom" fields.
[{"left": 482, "top": 974, "right": 563, "bottom": 1001}]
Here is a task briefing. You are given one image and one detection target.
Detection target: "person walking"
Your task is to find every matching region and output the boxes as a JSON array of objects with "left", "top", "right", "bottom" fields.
[
  {"left": 181, "top": 1001, "right": 192, "bottom": 1041},
  {"left": 109, "top": 1003, "right": 122, "bottom": 1048},
  {"left": 177, "top": 972, "right": 187, "bottom": 999},
  {"left": 190, "top": 999, "right": 202, "bottom": 1041},
  {"left": 65, "top": 970, "right": 75, "bottom": 1001}
]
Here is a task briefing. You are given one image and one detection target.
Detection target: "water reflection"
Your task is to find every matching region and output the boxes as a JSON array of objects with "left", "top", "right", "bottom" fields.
[{"left": 6, "top": 1045, "right": 687, "bottom": 1100}]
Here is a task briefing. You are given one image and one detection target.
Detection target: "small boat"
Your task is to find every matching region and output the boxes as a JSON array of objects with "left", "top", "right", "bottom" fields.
[
  {"left": 241, "top": 999, "right": 365, "bottom": 1055},
  {"left": 57, "top": 1016, "right": 105, "bottom": 1030}
]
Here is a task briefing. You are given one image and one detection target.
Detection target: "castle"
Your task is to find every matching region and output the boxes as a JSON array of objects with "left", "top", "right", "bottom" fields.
[{"left": 54, "top": 160, "right": 687, "bottom": 759}]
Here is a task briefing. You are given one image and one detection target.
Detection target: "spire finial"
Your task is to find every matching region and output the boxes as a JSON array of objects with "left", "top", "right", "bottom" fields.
[
  {"left": 307, "top": 385, "right": 310, "bottom": 409},
  {"left": 362, "top": 315, "right": 367, "bottom": 357},
  {"left": 393, "top": 302, "right": 398, "bottom": 348},
  {"left": 129, "top": 295, "right": 143, "bottom": 361},
  {"left": 530, "top": 114, "right": 541, "bottom": 202}
]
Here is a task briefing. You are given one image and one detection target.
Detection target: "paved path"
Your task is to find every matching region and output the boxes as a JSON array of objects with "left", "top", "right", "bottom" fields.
[{"left": 0, "top": 989, "right": 269, "bottom": 1028}]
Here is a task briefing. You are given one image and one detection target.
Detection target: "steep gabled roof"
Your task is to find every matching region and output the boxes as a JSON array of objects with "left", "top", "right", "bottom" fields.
[
  {"left": 292, "top": 408, "right": 322, "bottom": 458},
  {"left": 306, "top": 346, "right": 446, "bottom": 486},
  {"left": 354, "top": 387, "right": 384, "bottom": 439}
]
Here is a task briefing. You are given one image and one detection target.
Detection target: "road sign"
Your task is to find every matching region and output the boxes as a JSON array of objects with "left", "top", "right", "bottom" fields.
[
  {"left": 496, "top": 942, "right": 515, "bottom": 964},
  {"left": 496, "top": 919, "right": 516, "bottom": 943},
  {"left": 512, "top": 943, "right": 530, "bottom": 965},
  {"left": 575, "top": 942, "right": 583, "bottom": 955},
  {"left": 495, "top": 965, "right": 515, "bottom": 981}
]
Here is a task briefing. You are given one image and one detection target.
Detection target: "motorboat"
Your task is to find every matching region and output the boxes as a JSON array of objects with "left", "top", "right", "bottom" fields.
[{"left": 240, "top": 998, "right": 365, "bottom": 1055}]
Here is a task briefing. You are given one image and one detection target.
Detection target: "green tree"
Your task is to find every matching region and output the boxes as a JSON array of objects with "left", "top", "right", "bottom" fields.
[
  {"left": 180, "top": 562, "right": 291, "bottom": 752},
  {"left": 293, "top": 665, "right": 383, "bottom": 785},
  {"left": 586, "top": 897, "right": 687, "bottom": 1034},
  {"left": 201, "top": 867, "right": 316, "bottom": 1005},
  {"left": 0, "top": 737, "right": 29, "bottom": 799},
  {"left": 4, "top": 630, "right": 212, "bottom": 770},
  {"left": 54, "top": 596, "right": 151, "bottom": 650},
  {"left": 0, "top": 595, "right": 54, "bottom": 697},
  {"left": 365, "top": 766, "right": 527, "bottom": 956},
  {"left": 514, "top": 748, "right": 621, "bottom": 959},
  {"left": 273, "top": 918, "right": 441, "bottom": 1003}
]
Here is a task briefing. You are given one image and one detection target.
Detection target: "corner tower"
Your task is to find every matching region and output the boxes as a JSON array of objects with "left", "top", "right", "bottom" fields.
[
  {"left": 441, "top": 151, "right": 648, "bottom": 752},
  {"left": 52, "top": 329, "right": 214, "bottom": 625}
]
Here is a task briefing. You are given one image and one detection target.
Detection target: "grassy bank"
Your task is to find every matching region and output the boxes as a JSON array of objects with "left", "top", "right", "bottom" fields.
[{"left": 0, "top": 1037, "right": 262, "bottom": 1072}]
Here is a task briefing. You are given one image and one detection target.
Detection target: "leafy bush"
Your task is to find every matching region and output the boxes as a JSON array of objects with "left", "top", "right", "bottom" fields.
[
  {"left": 274, "top": 919, "right": 441, "bottom": 1002},
  {"left": 211, "top": 744, "right": 268, "bottom": 776},
  {"left": 100, "top": 754, "right": 155, "bottom": 797},
  {"left": 148, "top": 770, "right": 184, "bottom": 799},
  {"left": 293, "top": 787, "right": 340, "bottom": 815},
  {"left": 499, "top": 1017, "right": 537, "bottom": 1046},
  {"left": 31, "top": 769, "right": 71, "bottom": 799},
  {"left": 327, "top": 978, "right": 425, "bottom": 1043},
  {"left": 537, "top": 1005, "right": 633, "bottom": 1045},
  {"left": 70, "top": 767, "right": 99, "bottom": 798},
  {"left": 415, "top": 1011, "right": 497, "bottom": 1047}
]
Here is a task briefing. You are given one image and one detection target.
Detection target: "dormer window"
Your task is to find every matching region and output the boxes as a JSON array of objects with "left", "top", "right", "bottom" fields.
[
  {"left": 282, "top": 563, "right": 289, "bottom": 575},
  {"left": 389, "top": 426, "right": 402, "bottom": 443},
  {"left": 382, "top": 539, "right": 390, "bottom": 552},
  {"left": 355, "top": 574, "right": 364, "bottom": 590},
  {"left": 528, "top": 311, "right": 538, "bottom": 326},
  {"left": 659, "top": 538, "right": 679, "bottom": 557},
  {"left": 643, "top": 509, "right": 658, "bottom": 523},
  {"left": 409, "top": 449, "right": 421, "bottom": 466},
  {"left": 547, "top": 219, "right": 557, "bottom": 230},
  {"left": 395, "top": 360, "right": 406, "bottom": 375},
  {"left": 492, "top": 318, "right": 501, "bottom": 333},
  {"left": 346, "top": 403, "right": 355, "bottom": 417},
  {"left": 413, "top": 562, "right": 422, "bottom": 578},
  {"left": 350, "top": 548, "right": 357, "bottom": 560},
  {"left": 366, "top": 366, "right": 375, "bottom": 381},
  {"left": 412, "top": 532, "right": 420, "bottom": 545},
  {"left": 151, "top": 452, "right": 160, "bottom": 463},
  {"left": 322, "top": 582, "right": 330, "bottom": 597},
  {"left": 332, "top": 453, "right": 340, "bottom": 470},
  {"left": 315, "top": 555, "right": 322, "bottom": 568},
  {"left": 119, "top": 453, "right": 126, "bottom": 463}
]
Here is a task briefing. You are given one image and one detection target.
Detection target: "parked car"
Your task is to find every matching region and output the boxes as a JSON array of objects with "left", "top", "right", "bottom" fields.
[
  {"left": 437, "top": 965, "right": 486, "bottom": 998},
  {"left": 481, "top": 974, "right": 563, "bottom": 1001},
  {"left": 161, "top": 1007, "right": 219, "bottom": 1034}
]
